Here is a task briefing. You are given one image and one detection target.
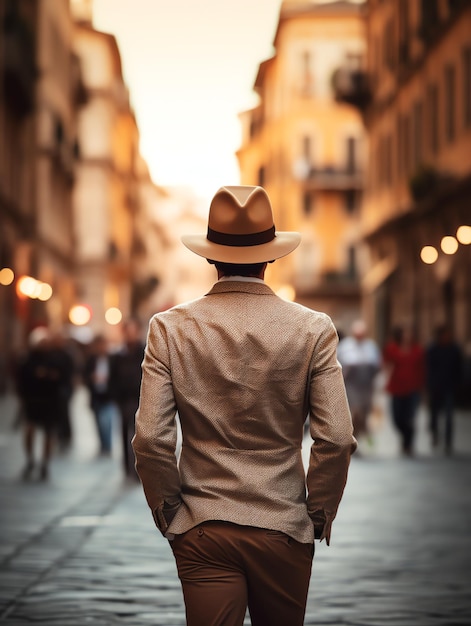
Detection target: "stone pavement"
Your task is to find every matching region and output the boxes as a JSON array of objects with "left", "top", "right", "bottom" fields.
[{"left": 1, "top": 386, "right": 471, "bottom": 625}]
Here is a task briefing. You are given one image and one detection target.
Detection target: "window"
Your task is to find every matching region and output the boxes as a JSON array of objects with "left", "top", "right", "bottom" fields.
[
  {"left": 379, "top": 135, "right": 393, "bottom": 186},
  {"left": 463, "top": 47, "right": 471, "bottom": 128},
  {"left": 448, "top": 0, "right": 466, "bottom": 14},
  {"left": 386, "top": 135, "right": 393, "bottom": 185},
  {"left": 303, "top": 191, "right": 314, "bottom": 216},
  {"left": 257, "top": 166, "right": 265, "bottom": 187},
  {"left": 420, "top": 0, "right": 440, "bottom": 41},
  {"left": 403, "top": 115, "right": 412, "bottom": 174},
  {"left": 346, "top": 137, "right": 357, "bottom": 173},
  {"left": 344, "top": 190, "right": 356, "bottom": 214},
  {"left": 397, "top": 115, "right": 412, "bottom": 176},
  {"left": 396, "top": 116, "right": 403, "bottom": 177},
  {"left": 398, "top": 0, "right": 410, "bottom": 64},
  {"left": 413, "top": 101, "right": 423, "bottom": 166},
  {"left": 347, "top": 246, "right": 357, "bottom": 280},
  {"left": 427, "top": 84, "right": 439, "bottom": 153},
  {"left": 302, "top": 136, "right": 313, "bottom": 167},
  {"left": 444, "top": 64, "right": 456, "bottom": 142},
  {"left": 383, "top": 19, "right": 395, "bottom": 71},
  {"left": 301, "top": 51, "right": 314, "bottom": 95}
]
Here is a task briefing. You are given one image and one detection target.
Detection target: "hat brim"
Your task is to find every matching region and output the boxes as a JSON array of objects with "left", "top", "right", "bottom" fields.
[{"left": 181, "top": 232, "right": 301, "bottom": 264}]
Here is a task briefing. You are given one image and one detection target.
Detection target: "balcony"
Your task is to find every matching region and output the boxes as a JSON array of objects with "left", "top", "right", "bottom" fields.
[
  {"left": 296, "top": 271, "right": 360, "bottom": 302},
  {"left": 304, "top": 165, "right": 364, "bottom": 191},
  {"left": 332, "top": 67, "right": 371, "bottom": 111}
]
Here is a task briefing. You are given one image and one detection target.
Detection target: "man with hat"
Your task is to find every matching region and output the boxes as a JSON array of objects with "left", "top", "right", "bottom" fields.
[{"left": 132, "top": 185, "right": 356, "bottom": 626}]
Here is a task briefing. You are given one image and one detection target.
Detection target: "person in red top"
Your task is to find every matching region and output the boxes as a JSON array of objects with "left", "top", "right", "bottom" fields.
[{"left": 383, "top": 326, "right": 425, "bottom": 456}]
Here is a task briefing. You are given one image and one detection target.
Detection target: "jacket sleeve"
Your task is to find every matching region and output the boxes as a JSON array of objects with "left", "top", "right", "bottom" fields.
[
  {"left": 131, "top": 316, "right": 182, "bottom": 536},
  {"left": 306, "top": 315, "right": 357, "bottom": 545}
]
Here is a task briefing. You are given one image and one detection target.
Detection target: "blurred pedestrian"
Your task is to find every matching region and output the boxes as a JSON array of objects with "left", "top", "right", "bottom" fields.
[
  {"left": 84, "top": 334, "right": 116, "bottom": 456},
  {"left": 49, "top": 331, "right": 77, "bottom": 451},
  {"left": 383, "top": 326, "right": 425, "bottom": 456},
  {"left": 132, "top": 185, "right": 356, "bottom": 626},
  {"left": 425, "top": 324, "right": 463, "bottom": 455},
  {"left": 110, "top": 318, "right": 145, "bottom": 478},
  {"left": 337, "top": 319, "right": 381, "bottom": 443},
  {"left": 16, "top": 327, "right": 63, "bottom": 480}
]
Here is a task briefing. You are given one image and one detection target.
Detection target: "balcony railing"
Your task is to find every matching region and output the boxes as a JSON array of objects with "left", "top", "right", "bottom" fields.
[
  {"left": 331, "top": 67, "right": 371, "bottom": 111},
  {"left": 304, "top": 166, "right": 364, "bottom": 191}
]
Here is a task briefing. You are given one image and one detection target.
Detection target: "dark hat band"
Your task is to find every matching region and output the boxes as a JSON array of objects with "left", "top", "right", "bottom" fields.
[{"left": 207, "top": 226, "right": 275, "bottom": 247}]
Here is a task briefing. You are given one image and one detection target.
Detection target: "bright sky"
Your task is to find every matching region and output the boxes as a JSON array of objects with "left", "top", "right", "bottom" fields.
[{"left": 92, "top": 0, "right": 284, "bottom": 200}]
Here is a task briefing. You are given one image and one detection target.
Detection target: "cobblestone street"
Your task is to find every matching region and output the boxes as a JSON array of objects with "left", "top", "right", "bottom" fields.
[{"left": 1, "top": 387, "right": 470, "bottom": 625}]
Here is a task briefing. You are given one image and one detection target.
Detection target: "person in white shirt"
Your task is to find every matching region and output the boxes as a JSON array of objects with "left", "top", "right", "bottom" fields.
[{"left": 337, "top": 319, "right": 381, "bottom": 442}]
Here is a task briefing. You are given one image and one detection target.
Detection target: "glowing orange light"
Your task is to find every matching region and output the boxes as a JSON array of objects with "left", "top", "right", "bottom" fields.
[
  {"left": 17, "top": 276, "right": 38, "bottom": 298},
  {"left": 420, "top": 246, "right": 438, "bottom": 264},
  {"left": 105, "top": 307, "right": 123, "bottom": 325},
  {"left": 69, "top": 304, "right": 92, "bottom": 326},
  {"left": 457, "top": 225, "right": 471, "bottom": 245},
  {"left": 37, "top": 283, "right": 53, "bottom": 301},
  {"left": 0, "top": 267, "right": 14, "bottom": 285},
  {"left": 441, "top": 236, "right": 458, "bottom": 255}
]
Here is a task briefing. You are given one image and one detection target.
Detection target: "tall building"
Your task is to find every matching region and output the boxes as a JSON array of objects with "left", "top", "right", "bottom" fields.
[
  {"left": 0, "top": 0, "right": 164, "bottom": 384},
  {"left": 237, "top": 0, "right": 366, "bottom": 330},
  {"left": 0, "top": 0, "right": 37, "bottom": 383},
  {"left": 35, "top": 0, "right": 85, "bottom": 328},
  {"left": 334, "top": 0, "right": 471, "bottom": 345},
  {"left": 0, "top": 0, "right": 84, "bottom": 372},
  {"left": 72, "top": 14, "right": 142, "bottom": 332}
]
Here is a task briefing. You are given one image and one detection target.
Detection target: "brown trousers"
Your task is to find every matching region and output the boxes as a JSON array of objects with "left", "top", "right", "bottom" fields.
[{"left": 170, "top": 521, "right": 314, "bottom": 626}]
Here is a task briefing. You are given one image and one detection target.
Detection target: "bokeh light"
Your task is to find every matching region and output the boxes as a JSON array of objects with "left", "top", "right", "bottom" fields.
[
  {"left": 16, "top": 276, "right": 39, "bottom": 298},
  {"left": 69, "top": 304, "right": 92, "bottom": 325},
  {"left": 440, "top": 236, "right": 458, "bottom": 255},
  {"left": 0, "top": 267, "right": 14, "bottom": 285},
  {"left": 457, "top": 225, "right": 471, "bottom": 245},
  {"left": 37, "top": 283, "right": 53, "bottom": 301},
  {"left": 105, "top": 307, "right": 122, "bottom": 325},
  {"left": 420, "top": 246, "right": 438, "bottom": 264},
  {"left": 16, "top": 275, "right": 53, "bottom": 300}
]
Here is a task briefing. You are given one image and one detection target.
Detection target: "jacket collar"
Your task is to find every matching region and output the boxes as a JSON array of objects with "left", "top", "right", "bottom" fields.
[{"left": 206, "top": 280, "right": 276, "bottom": 297}]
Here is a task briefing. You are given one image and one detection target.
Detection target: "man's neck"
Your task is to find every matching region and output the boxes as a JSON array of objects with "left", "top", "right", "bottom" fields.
[
  {"left": 217, "top": 268, "right": 266, "bottom": 281},
  {"left": 217, "top": 275, "right": 265, "bottom": 284}
]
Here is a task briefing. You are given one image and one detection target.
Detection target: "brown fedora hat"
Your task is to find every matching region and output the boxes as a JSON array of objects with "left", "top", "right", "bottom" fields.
[{"left": 181, "top": 185, "right": 301, "bottom": 264}]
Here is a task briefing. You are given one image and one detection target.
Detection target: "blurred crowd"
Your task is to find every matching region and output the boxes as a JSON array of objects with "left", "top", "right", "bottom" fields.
[
  {"left": 2, "top": 315, "right": 470, "bottom": 482},
  {"left": 337, "top": 320, "right": 470, "bottom": 457},
  {"left": 6, "top": 319, "right": 145, "bottom": 482}
]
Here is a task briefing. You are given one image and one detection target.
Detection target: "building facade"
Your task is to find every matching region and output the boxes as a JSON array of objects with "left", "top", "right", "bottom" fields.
[
  {"left": 335, "top": 0, "right": 471, "bottom": 347},
  {"left": 35, "top": 0, "right": 84, "bottom": 330},
  {"left": 0, "top": 0, "right": 166, "bottom": 385},
  {"left": 72, "top": 15, "right": 141, "bottom": 333},
  {"left": 0, "top": 0, "right": 84, "bottom": 380},
  {"left": 237, "top": 0, "right": 367, "bottom": 331}
]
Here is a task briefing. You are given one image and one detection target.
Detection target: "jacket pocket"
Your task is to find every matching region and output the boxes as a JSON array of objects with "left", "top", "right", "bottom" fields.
[{"left": 153, "top": 498, "right": 182, "bottom": 534}]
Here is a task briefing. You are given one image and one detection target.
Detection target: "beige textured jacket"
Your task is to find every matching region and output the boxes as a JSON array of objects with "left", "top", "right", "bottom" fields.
[{"left": 132, "top": 280, "right": 356, "bottom": 545}]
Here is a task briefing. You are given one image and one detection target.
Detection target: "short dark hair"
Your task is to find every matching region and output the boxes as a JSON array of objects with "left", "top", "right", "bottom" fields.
[{"left": 209, "top": 260, "right": 267, "bottom": 277}]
